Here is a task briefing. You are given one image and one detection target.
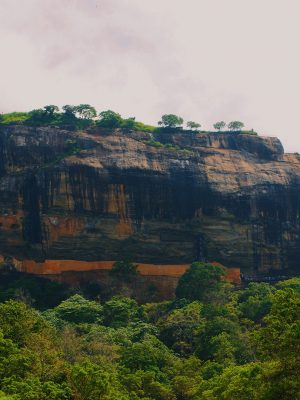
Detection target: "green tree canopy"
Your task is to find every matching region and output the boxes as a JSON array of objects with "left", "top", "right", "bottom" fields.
[
  {"left": 213, "top": 121, "right": 226, "bottom": 131},
  {"left": 121, "top": 117, "right": 136, "bottom": 130},
  {"left": 175, "top": 262, "right": 226, "bottom": 302},
  {"left": 158, "top": 114, "right": 184, "bottom": 128},
  {"left": 98, "top": 110, "right": 123, "bottom": 128},
  {"left": 103, "top": 296, "right": 141, "bottom": 328},
  {"left": 187, "top": 121, "right": 201, "bottom": 130},
  {"left": 54, "top": 295, "right": 103, "bottom": 324},
  {"left": 228, "top": 121, "right": 244, "bottom": 131},
  {"left": 74, "top": 104, "right": 97, "bottom": 119},
  {"left": 0, "top": 301, "right": 46, "bottom": 346},
  {"left": 110, "top": 260, "right": 139, "bottom": 282}
]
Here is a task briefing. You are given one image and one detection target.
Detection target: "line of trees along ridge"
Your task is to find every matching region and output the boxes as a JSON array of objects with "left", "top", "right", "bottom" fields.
[{"left": 0, "top": 106, "right": 256, "bottom": 135}]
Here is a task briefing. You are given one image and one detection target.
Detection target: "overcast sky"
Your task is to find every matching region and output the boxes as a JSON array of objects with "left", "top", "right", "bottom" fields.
[{"left": 0, "top": 0, "right": 299, "bottom": 152}]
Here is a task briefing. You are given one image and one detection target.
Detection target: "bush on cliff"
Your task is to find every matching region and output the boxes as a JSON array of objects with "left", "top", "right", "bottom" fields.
[
  {"left": 175, "top": 262, "right": 226, "bottom": 302},
  {"left": 110, "top": 260, "right": 139, "bottom": 282}
]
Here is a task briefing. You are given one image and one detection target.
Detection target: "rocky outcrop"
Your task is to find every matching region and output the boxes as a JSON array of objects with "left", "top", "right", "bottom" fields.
[{"left": 0, "top": 125, "right": 300, "bottom": 276}]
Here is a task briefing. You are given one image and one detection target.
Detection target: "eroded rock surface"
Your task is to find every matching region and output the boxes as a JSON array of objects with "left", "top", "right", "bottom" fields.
[{"left": 0, "top": 125, "right": 300, "bottom": 276}]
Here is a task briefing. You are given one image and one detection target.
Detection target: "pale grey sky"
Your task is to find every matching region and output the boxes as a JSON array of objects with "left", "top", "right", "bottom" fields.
[{"left": 0, "top": 0, "right": 299, "bottom": 152}]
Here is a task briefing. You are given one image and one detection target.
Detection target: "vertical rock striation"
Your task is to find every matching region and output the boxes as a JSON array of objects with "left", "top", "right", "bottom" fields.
[{"left": 0, "top": 125, "right": 300, "bottom": 276}]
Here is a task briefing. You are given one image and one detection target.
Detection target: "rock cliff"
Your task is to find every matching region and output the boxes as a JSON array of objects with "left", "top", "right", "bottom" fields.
[{"left": 0, "top": 125, "right": 300, "bottom": 276}]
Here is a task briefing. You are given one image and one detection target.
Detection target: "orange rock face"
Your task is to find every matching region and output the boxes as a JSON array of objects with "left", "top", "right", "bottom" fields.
[
  {"left": 16, "top": 258, "right": 240, "bottom": 284},
  {"left": 1, "top": 125, "right": 300, "bottom": 278}
]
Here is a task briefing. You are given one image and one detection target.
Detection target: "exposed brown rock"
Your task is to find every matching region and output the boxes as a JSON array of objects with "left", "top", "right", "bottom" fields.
[{"left": 0, "top": 125, "right": 300, "bottom": 276}]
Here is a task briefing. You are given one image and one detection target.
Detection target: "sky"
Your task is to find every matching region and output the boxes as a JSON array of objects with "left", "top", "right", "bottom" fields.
[{"left": 0, "top": 0, "right": 300, "bottom": 152}]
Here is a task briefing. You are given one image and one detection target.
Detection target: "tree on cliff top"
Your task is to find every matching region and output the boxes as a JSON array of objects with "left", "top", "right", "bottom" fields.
[
  {"left": 176, "top": 262, "right": 225, "bottom": 302},
  {"left": 158, "top": 114, "right": 184, "bottom": 128},
  {"left": 213, "top": 121, "right": 226, "bottom": 131},
  {"left": 75, "top": 104, "right": 97, "bottom": 119},
  {"left": 25, "top": 105, "right": 60, "bottom": 126},
  {"left": 97, "top": 110, "right": 123, "bottom": 128},
  {"left": 187, "top": 121, "right": 201, "bottom": 131},
  {"left": 228, "top": 121, "right": 244, "bottom": 131}
]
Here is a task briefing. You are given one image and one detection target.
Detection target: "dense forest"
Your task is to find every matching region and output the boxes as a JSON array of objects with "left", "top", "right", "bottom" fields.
[{"left": 0, "top": 262, "right": 299, "bottom": 399}]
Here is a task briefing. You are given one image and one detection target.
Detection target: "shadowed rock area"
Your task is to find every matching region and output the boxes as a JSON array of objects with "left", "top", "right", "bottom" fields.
[{"left": 0, "top": 125, "right": 300, "bottom": 276}]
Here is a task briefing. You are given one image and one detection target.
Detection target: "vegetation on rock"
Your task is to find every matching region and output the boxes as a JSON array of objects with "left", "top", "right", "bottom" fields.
[{"left": 0, "top": 106, "right": 256, "bottom": 135}]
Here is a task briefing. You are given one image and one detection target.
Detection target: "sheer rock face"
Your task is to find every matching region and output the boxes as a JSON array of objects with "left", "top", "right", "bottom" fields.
[{"left": 0, "top": 125, "right": 300, "bottom": 276}]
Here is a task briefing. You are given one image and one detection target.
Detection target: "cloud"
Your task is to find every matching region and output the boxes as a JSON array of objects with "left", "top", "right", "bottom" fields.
[{"left": 0, "top": 0, "right": 300, "bottom": 151}]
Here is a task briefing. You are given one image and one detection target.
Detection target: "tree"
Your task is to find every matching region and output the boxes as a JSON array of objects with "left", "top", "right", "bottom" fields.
[
  {"left": 54, "top": 295, "right": 103, "bottom": 324},
  {"left": 158, "top": 114, "right": 184, "bottom": 128},
  {"left": 98, "top": 110, "right": 123, "bottom": 128},
  {"left": 228, "top": 121, "right": 244, "bottom": 131},
  {"left": 213, "top": 121, "right": 226, "bottom": 131},
  {"left": 199, "top": 363, "right": 269, "bottom": 400},
  {"left": 43, "top": 105, "right": 59, "bottom": 116},
  {"left": 61, "top": 105, "right": 78, "bottom": 126},
  {"left": 103, "top": 296, "right": 140, "bottom": 328},
  {"left": 1, "top": 378, "right": 72, "bottom": 400},
  {"left": 121, "top": 117, "right": 135, "bottom": 130},
  {"left": 238, "top": 283, "right": 275, "bottom": 322},
  {"left": 175, "top": 262, "right": 225, "bottom": 302},
  {"left": 70, "top": 361, "right": 125, "bottom": 400},
  {"left": 158, "top": 301, "right": 205, "bottom": 355},
  {"left": 186, "top": 121, "right": 201, "bottom": 131},
  {"left": 110, "top": 260, "right": 139, "bottom": 281},
  {"left": 74, "top": 104, "right": 97, "bottom": 120},
  {"left": 276, "top": 277, "right": 300, "bottom": 293},
  {"left": 62, "top": 105, "right": 77, "bottom": 117},
  {"left": 0, "top": 300, "right": 46, "bottom": 346},
  {"left": 120, "top": 334, "right": 174, "bottom": 372},
  {"left": 252, "top": 289, "right": 300, "bottom": 399},
  {"left": 26, "top": 105, "right": 60, "bottom": 126}
]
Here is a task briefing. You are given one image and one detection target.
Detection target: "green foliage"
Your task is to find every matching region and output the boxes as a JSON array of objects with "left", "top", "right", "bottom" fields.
[
  {"left": 1, "top": 378, "right": 72, "bottom": 400},
  {"left": 0, "top": 112, "right": 30, "bottom": 125},
  {"left": 133, "top": 121, "right": 156, "bottom": 132},
  {"left": 110, "top": 260, "right": 139, "bottom": 282},
  {"left": 199, "top": 363, "right": 268, "bottom": 399},
  {"left": 238, "top": 282, "right": 276, "bottom": 322},
  {"left": 103, "top": 297, "right": 141, "bottom": 328},
  {"left": 158, "top": 114, "right": 184, "bottom": 128},
  {"left": 98, "top": 110, "right": 123, "bottom": 128},
  {"left": 0, "top": 278, "right": 298, "bottom": 399},
  {"left": 0, "top": 301, "right": 46, "bottom": 346},
  {"left": 176, "top": 262, "right": 226, "bottom": 302},
  {"left": 74, "top": 104, "right": 97, "bottom": 119},
  {"left": 144, "top": 139, "right": 164, "bottom": 148},
  {"left": 54, "top": 295, "right": 103, "bottom": 324},
  {"left": 228, "top": 121, "right": 245, "bottom": 131},
  {"left": 121, "top": 117, "right": 136, "bottom": 130},
  {"left": 143, "top": 140, "right": 194, "bottom": 154},
  {"left": 25, "top": 106, "right": 60, "bottom": 126},
  {"left": 276, "top": 277, "right": 300, "bottom": 293},
  {"left": 120, "top": 334, "right": 174, "bottom": 373},
  {"left": 0, "top": 107, "right": 262, "bottom": 143},
  {"left": 158, "top": 301, "right": 205, "bottom": 355},
  {"left": 70, "top": 361, "right": 126, "bottom": 400},
  {"left": 187, "top": 121, "right": 201, "bottom": 130},
  {"left": 241, "top": 129, "right": 258, "bottom": 135},
  {"left": 213, "top": 121, "right": 226, "bottom": 131}
]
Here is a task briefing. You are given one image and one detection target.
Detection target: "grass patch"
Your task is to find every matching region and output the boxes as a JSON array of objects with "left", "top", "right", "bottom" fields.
[{"left": 0, "top": 112, "right": 30, "bottom": 125}]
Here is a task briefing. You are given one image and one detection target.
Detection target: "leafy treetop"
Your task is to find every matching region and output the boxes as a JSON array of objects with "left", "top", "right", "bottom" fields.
[{"left": 158, "top": 114, "right": 184, "bottom": 128}]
